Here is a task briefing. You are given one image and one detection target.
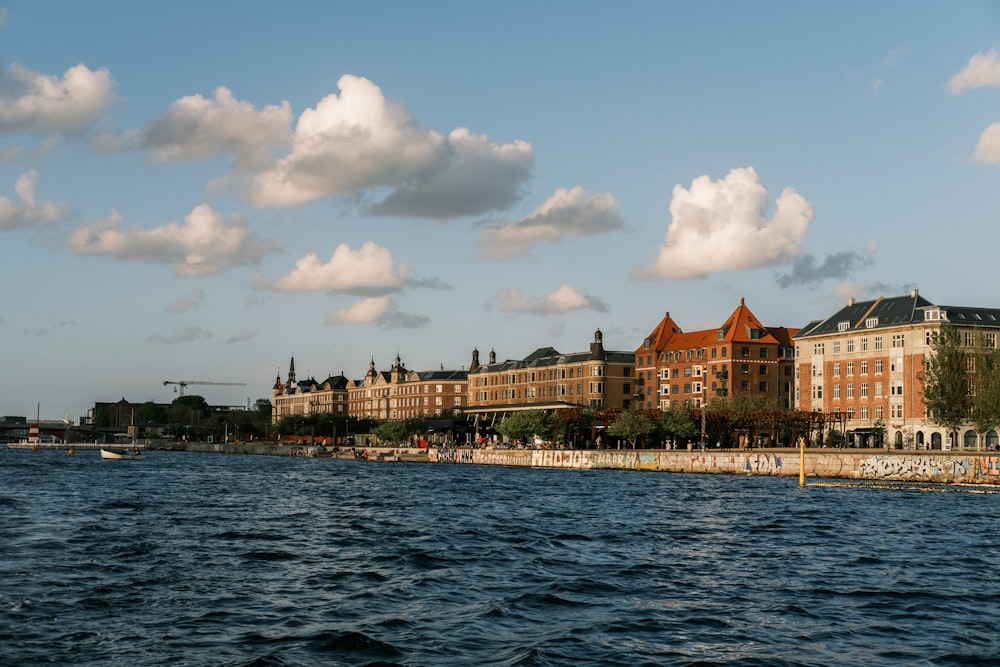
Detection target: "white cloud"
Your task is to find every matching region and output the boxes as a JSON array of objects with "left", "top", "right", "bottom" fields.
[
  {"left": 0, "top": 170, "right": 69, "bottom": 229},
  {"left": 167, "top": 288, "right": 205, "bottom": 313},
  {"left": 0, "top": 60, "right": 118, "bottom": 136},
  {"left": 259, "top": 241, "right": 410, "bottom": 295},
  {"left": 147, "top": 326, "right": 213, "bottom": 344},
  {"left": 66, "top": 204, "right": 282, "bottom": 276},
  {"left": 973, "top": 122, "right": 1000, "bottom": 163},
  {"left": 631, "top": 167, "right": 813, "bottom": 280},
  {"left": 496, "top": 284, "right": 609, "bottom": 315},
  {"left": 325, "top": 296, "right": 429, "bottom": 328},
  {"left": 140, "top": 86, "right": 292, "bottom": 168},
  {"left": 247, "top": 75, "right": 533, "bottom": 217},
  {"left": 225, "top": 330, "right": 256, "bottom": 344},
  {"left": 479, "top": 186, "right": 624, "bottom": 260},
  {"left": 948, "top": 49, "right": 1000, "bottom": 94}
]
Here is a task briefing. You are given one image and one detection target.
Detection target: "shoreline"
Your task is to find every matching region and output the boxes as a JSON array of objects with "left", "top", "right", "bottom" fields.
[{"left": 154, "top": 442, "right": 1000, "bottom": 485}]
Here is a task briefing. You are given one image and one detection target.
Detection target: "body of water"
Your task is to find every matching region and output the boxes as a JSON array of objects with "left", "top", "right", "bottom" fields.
[{"left": 2, "top": 448, "right": 999, "bottom": 666}]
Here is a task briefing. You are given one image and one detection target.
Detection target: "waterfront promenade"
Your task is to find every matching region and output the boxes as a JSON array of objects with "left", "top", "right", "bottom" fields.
[{"left": 154, "top": 441, "right": 1000, "bottom": 486}]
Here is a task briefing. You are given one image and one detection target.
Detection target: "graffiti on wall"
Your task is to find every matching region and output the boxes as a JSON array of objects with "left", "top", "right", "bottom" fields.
[
  {"left": 857, "top": 455, "right": 965, "bottom": 480},
  {"left": 476, "top": 450, "right": 532, "bottom": 467},
  {"left": 745, "top": 453, "right": 783, "bottom": 475}
]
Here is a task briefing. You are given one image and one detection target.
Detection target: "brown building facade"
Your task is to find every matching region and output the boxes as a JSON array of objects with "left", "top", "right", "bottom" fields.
[
  {"left": 464, "top": 329, "right": 635, "bottom": 419},
  {"left": 635, "top": 299, "right": 797, "bottom": 412}
]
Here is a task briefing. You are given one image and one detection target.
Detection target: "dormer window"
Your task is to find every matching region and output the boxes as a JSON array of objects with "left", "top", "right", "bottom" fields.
[
  {"left": 717, "top": 329, "right": 725, "bottom": 340},
  {"left": 865, "top": 317, "right": 878, "bottom": 328},
  {"left": 837, "top": 321, "right": 850, "bottom": 332}
]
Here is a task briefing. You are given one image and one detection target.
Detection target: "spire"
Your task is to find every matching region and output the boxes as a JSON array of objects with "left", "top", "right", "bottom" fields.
[
  {"left": 590, "top": 328, "right": 607, "bottom": 361},
  {"left": 287, "top": 356, "right": 296, "bottom": 385},
  {"left": 471, "top": 348, "right": 480, "bottom": 372}
]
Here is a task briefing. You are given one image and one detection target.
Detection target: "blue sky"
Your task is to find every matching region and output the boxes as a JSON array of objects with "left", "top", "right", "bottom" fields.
[{"left": 1, "top": 1, "right": 998, "bottom": 420}]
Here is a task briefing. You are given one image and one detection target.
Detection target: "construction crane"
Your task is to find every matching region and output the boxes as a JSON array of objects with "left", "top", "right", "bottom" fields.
[{"left": 164, "top": 380, "right": 247, "bottom": 397}]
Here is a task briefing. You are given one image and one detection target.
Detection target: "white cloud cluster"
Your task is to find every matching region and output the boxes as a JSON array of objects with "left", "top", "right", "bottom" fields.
[
  {"left": 0, "top": 60, "right": 117, "bottom": 136},
  {"left": 248, "top": 75, "right": 533, "bottom": 217},
  {"left": 0, "top": 170, "right": 69, "bottom": 229},
  {"left": 948, "top": 49, "right": 1000, "bottom": 94},
  {"left": 496, "top": 284, "right": 609, "bottom": 315},
  {"left": 66, "top": 204, "right": 282, "bottom": 277},
  {"left": 948, "top": 49, "right": 1000, "bottom": 163},
  {"left": 325, "top": 296, "right": 428, "bottom": 329},
  {"left": 479, "top": 186, "right": 624, "bottom": 260},
  {"left": 147, "top": 326, "right": 212, "bottom": 344},
  {"left": 140, "top": 86, "right": 292, "bottom": 168},
  {"left": 631, "top": 167, "right": 813, "bottom": 280},
  {"left": 260, "top": 241, "right": 410, "bottom": 295}
]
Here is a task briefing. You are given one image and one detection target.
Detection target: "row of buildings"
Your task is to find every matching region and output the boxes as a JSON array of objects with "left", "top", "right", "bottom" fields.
[{"left": 271, "top": 290, "right": 1000, "bottom": 451}]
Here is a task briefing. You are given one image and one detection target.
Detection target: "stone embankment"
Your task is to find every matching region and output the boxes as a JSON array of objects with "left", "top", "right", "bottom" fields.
[{"left": 160, "top": 441, "right": 1000, "bottom": 485}]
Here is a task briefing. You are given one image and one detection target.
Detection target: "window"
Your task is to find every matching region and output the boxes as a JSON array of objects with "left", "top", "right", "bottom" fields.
[
  {"left": 814, "top": 343, "right": 825, "bottom": 355},
  {"left": 875, "top": 405, "right": 883, "bottom": 419},
  {"left": 833, "top": 341, "right": 841, "bottom": 353},
  {"left": 986, "top": 333, "right": 998, "bottom": 349},
  {"left": 874, "top": 336, "right": 883, "bottom": 350},
  {"left": 833, "top": 384, "right": 841, "bottom": 399},
  {"left": 860, "top": 405, "right": 869, "bottom": 419},
  {"left": 965, "top": 331, "right": 977, "bottom": 347},
  {"left": 860, "top": 383, "right": 868, "bottom": 398},
  {"left": 861, "top": 337, "right": 869, "bottom": 351},
  {"left": 760, "top": 348, "right": 768, "bottom": 358},
  {"left": 891, "top": 404, "right": 903, "bottom": 419},
  {"left": 875, "top": 360, "right": 883, "bottom": 374},
  {"left": 860, "top": 361, "right": 868, "bottom": 375},
  {"left": 891, "top": 380, "right": 904, "bottom": 396},
  {"left": 875, "top": 381, "right": 883, "bottom": 397},
  {"left": 744, "top": 364, "right": 751, "bottom": 375},
  {"left": 833, "top": 363, "right": 840, "bottom": 377},
  {"left": 838, "top": 321, "right": 850, "bottom": 332},
  {"left": 847, "top": 384, "right": 854, "bottom": 398},
  {"left": 742, "top": 347, "right": 750, "bottom": 358},
  {"left": 812, "top": 384, "right": 823, "bottom": 399},
  {"left": 892, "top": 334, "right": 905, "bottom": 348},
  {"left": 847, "top": 339, "right": 855, "bottom": 352},
  {"left": 847, "top": 362, "right": 854, "bottom": 376},
  {"left": 684, "top": 383, "right": 691, "bottom": 394},
  {"left": 759, "top": 381, "right": 768, "bottom": 391},
  {"left": 866, "top": 317, "right": 878, "bottom": 328},
  {"left": 759, "top": 365, "right": 767, "bottom": 375},
  {"left": 590, "top": 365, "right": 605, "bottom": 377}
]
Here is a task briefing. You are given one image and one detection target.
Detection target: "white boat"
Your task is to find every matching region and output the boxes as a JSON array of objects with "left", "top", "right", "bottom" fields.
[{"left": 100, "top": 448, "right": 145, "bottom": 460}]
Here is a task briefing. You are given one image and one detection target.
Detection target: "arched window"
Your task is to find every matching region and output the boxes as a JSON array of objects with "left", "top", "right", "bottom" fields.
[
  {"left": 931, "top": 432, "right": 943, "bottom": 450},
  {"left": 964, "top": 429, "right": 978, "bottom": 450},
  {"left": 987, "top": 431, "right": 999, "bottom": 451},
  {"left": 916, "top": 431, "right": 925, "bottom": 449},
  {"left": 895, "top": 431, "right": 903, "bottom": 448}
]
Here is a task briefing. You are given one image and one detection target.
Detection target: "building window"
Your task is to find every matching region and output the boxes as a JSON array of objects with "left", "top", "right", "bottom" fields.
[
  {"left": 860, "top": 382, "right": 868, "bottom": 398},
  {"left": 875, "top": 382, "right": 883, "bottom": 397},
  {"left": 891, "top": 380, "right": 904, "bottom": 396},
  {"left": 833, "top": 341, "right": 841, "bottom": 353},
  {"left": 847, "top": 362, "right": 854, "bottom": 376},
  {"left": 860, "top": 405, "right": 869, "bottom": 419},
  {"left": 860, "top": 361, "right": 868, "bottom": 375},
  {"left": 838, "top": 321, "right": 850, "bottom": 332},
  {"left": 759, "top": 365, "right": 767, "bottom": 375},
  {"left": 875, "top": 360, "right": 883, "bottom": 374},
  {"left": 866, "top": 317, "right": 878, "bottom": 328},
  {"left": 814, "top": 343, "right": 825, "bottom": 355},
  {"left": 833, "top": 363, "right": 840, "bottom": 377},
  {"left": 847, "top": 384, "right": 855, "bottom": 399},
  {"left": 833, "top": 384, "right": 841, "bottom": 399},
  {"left": 759, "top": 381, "right": 768, "bottom": 392},
  {"left": 861, "top": 337, "right": 869, "bottom": 351},
  {"left": 760, "top": 348, "right": 768, "bottom": 358},
  {"left": 892, "top": 334, "right": 905, "bottom": 348},
  {"left": 847, "top": 339, "right": 855, "bottom": 353},
  {"left": 812, "top": 384, "right": 823, "bottom": 399},
  {"left": 874, "top": 336, "right": 883, "bottom": 350}
]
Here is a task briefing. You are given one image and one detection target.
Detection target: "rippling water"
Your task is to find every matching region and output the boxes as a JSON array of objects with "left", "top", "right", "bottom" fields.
[{"left": 2, "top": 448, "right": 1000, "bottom": 666}]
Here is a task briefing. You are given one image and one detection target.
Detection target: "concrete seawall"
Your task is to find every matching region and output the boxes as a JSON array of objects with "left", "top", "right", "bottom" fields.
[{"left": 160, "top": 442, "right": 1000, "bottom": 485}]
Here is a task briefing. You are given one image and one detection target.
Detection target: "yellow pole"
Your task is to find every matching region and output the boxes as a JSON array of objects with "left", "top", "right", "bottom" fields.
[{"left": 798, "top": 436, "right": 805, "bottom": 487}]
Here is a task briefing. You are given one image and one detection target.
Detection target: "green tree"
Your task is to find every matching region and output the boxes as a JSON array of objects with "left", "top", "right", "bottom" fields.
[
  {"left": 374, "top": 420, "right": 408, "bottom": 443},
  {"left": 607, "top": 409, "right": 658, "bottom": 449},
  {"left": 496, "top": 410, "right": 557, "bottom": 445},
  {"left": 659, "top": 405, "right": 699, "bottom": 447},
  {"left": 920, "top": 324, "right": 971, "bottom": 446},
  {"left": 973, "top": 345, "right": 1000, "bottom": 437}
]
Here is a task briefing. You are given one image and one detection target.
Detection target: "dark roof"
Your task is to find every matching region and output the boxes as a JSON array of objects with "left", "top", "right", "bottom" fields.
[
  {"left": 472, "top": 348, "right": 632, "bottom": 374},
  {"left": 794, "top": 292, "right": 1000, "bottom": 339}
]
